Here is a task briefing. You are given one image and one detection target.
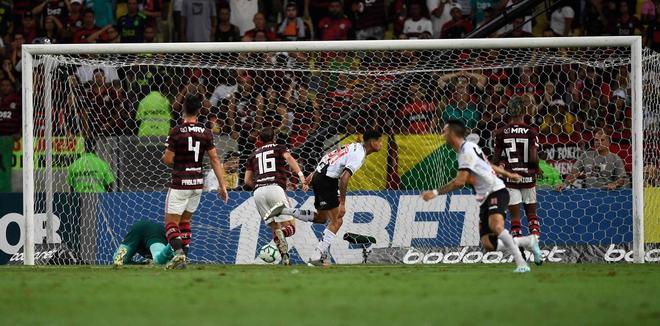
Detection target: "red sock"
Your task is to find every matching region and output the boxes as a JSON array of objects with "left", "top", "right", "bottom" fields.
[
  {"left": 165, "top": 222, "right": 182, "bottom": 251},
  {"left": 281, "top": 224, "right": 296, "bottom": 237},
  {"left": 510, "top": 219, "right": 522, "bottom": 238},
  {"left": 528, "top": 215, "right": 540, "bottom": 236},
  {"left": 179, "top": 221, "right": 191, "bottom": 248}
]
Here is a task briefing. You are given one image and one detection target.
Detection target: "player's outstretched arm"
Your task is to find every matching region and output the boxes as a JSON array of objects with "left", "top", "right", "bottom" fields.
[
  {"left": 283, "top": 152, "right": 307, "bottom": 191},
  {"left": 422, "top": 170, "right": 470, "bottom": 201},
  {"left": 491, "top": 163, "right": 522, "bottom": 182},
  {"left": 208, "top": 148, "right": 228, "bottom": 203}
]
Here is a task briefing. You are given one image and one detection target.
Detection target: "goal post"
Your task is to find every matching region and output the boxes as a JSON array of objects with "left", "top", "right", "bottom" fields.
[{"left": 20, "top": 37, "right": 649, "bottom": 265}]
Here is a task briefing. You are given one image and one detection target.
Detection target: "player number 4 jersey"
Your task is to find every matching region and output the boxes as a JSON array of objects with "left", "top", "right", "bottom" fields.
[
  {"left": 458, "top": 141, "right": 505, "bottom": 203},
  {"left": 166, "top": 122, "right": 215, "bottom": 190},
  {"left": 316, "top": 143, "right": 366, "bottom": 179}
]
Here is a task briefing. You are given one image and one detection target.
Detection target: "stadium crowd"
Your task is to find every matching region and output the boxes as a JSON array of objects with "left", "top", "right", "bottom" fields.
[{"left": 0, "top": 0, "right": 659, "bottom": 192}]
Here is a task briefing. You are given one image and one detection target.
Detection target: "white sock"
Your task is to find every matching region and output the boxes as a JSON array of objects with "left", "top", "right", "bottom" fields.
[
  {"left": 315, "top": 228, "right": 335, "bottom": 256},
  {"left": 515, "top": 235, "right": 533, "bottom": 250},
  {"left": 498, "top": 229, "right": 527, "bottom": 267},
  {"left": 282, "top": 208, "right": 315, "bottom": 222}
]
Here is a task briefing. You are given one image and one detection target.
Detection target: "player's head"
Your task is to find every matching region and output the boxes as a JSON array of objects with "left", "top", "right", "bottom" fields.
[
  {"left": 224, "top": 151, "right": 240, "bottom": 173},
  {"left": 507, "top": 96, "right": 525, "bottom": 120},
  {"left": 593, "top": 129, "right": 610, "bottom": 153},
  {"left": 258, "top": 127, "right": 275, "bottom": 144},
  {"left": 443, "top": 119, "right": 467, "bottom": 148},
  {"left": 362, "top": 129, "right": 383, "bottom": 154},
  {"left": 183, "top": 94, "right": 202, "bottom": 118}
]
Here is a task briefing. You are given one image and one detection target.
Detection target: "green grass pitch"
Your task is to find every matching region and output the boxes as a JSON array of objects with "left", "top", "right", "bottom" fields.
[{"left": 1, "top": 264, "right": 659, "bottom": 325}]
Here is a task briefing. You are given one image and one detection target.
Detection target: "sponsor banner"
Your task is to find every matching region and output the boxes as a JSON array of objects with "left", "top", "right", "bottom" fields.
[
  {"left": 12, "top": 136, "right": 85, "bottom": 170},
  {"left": 370, "top": 243, "right": 660, "bottom": 264},
  {"left": 0, "top": 189, "right": 643, "bottom": 265}
]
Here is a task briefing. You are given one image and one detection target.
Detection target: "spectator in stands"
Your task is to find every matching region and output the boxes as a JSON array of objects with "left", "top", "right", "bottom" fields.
[
  {"left": 181, "top": 0, "right": 217, "bottom": 42},
  {"left": 0, "top": 78, "right": 21, "bottom": 138},
  {"left": 40, "top": 15, "right": 64, "bottom": 43},
  {"left": 549, "top": 2, "right": 575, "bottom": 36},
  {"left": 441, "top": 74, "right": 480, "bottom": 129},
  {"left": 61, "top": 0, "right": 84, "bottom": 42},
  {"left": 441, "top": 6, "right": 472, "bottom": 38},
  {"left": 0, "top": 0, "right": 11, "bottom": 38},
  {"left": 350, "top": 0, "right": 387, "bottom": 40},
  {"left": 12, "top": 0, "right": 34, "bottom": 29},
  {"left": 216, "top": 6, "right": 241, "bottom": 42},
  {"left": 318, "top": 0, "right": 353, "bottom": 40},
  {"left": 403, "top": 2, "right": 433, "bottom": 39},
  {"left": 244, "top": 12, "right": 278, "bottom": 41},
  {"left": 9, "top": 33, "right": 25, "bottom": 70},
  {"left": 172, "top": 0, "right": 183, "bottom": 41},
  {"left": 583, "top": 0, "right": 608, "bottom": 36},
  {"left": 277, "top": 2, "right": 311, "bottom": 41},
  {"left": 67, "top": 140, "right": 115, "bottom": 193},
  {"left": 32, "top": 0, "right": 69, "bottom": 24},
  {"left": 206, "top": 151, "right": 240, "bottom": 191},
  {"left": 397, "top": 83, "right": 437, "bottom": 134},
  {"left": 606, "top": 89, "right": 631, "bottom": 132},
  {"left": 541, "top": 99, "right": 575, "bottom": 135},
  {"left": 647, "top": 4, "right": 660, "bottom": 51},
  {"left": 141, "top": 0, "right": 163, "bottom": 29},
  {"left": 641, "top": 0, "right": 657, "bottom": 25},
  {"left": 143, "top": 25, "right": 156, "bottom": 42},
  {"left": 88, "top": 0, "right": 115, "bottom": 27},
  {"left": 17, "top": 12, "right": 40, "bottom": 44},
  {"left": 74, "top": 9, "right": 99, "bottom": 43},
  {"left": 229, "top": 0, "right": 260, "bottom": 36},
  {"left": 513, "top": 66, "right": 540, "bottom": 96},
  {"left": 427, "top": 0, "right": 461, "bottom": 38},
  {"left": 116, "top": 0, "right": 147, "bottom": 43},
  {"left": 503, "top": 16, "right": 533, "bottom": 37},
  {"left": 473, "top": 1, "right": 497, "bottom": 27},
  {"left": 257, "top": 85, "right": 288, "bottom": 140},
  {"left": 78, "top": 68, "right": 121, "bottom": 137},
  {"left": 557, "top": 129, "right": 627, "bottom": 190},
  {"left": 288, "top": 81, "right": 320, "bottom": 147},
  {"left": 1, "top": 60, "right": 16, "bottom": 85},
  {"left": 304, "top": 0, "right": 333, "bottom": 29},
  {"left": 210, "top": 70, "right": 238, "bottom": 109},
  {"left": 611, "top": 1, "right": 644, "bottom": 35},
  {"left": 644, "top": 163, "right": 660, "bottom": 187}
]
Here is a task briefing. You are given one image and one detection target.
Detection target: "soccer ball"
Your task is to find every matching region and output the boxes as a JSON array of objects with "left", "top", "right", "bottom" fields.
[{"left": 259, "top": 244, "right": 281, "bottom": 264}]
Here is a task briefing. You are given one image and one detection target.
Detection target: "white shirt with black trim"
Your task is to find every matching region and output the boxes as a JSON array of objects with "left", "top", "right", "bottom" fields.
[
  {"left": 316, "top": 143, "right": 366, "bottom": 179},
  {"left": 457, "top": 141, "right": 505, "bottom": 203}
]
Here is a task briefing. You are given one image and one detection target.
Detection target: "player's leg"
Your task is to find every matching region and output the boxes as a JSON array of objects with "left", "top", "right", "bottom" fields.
[
  {"left": 150, "top": 242, "right": 175, "bottom": 265},
  {"left": 486, "top": 189, "right": 529, "bottom": 272},
  {"left": 278, "top": 174, "right": 335, "bottom": 224},
  {"left": 523, "top": 188, "right": 541, "bottom": 238},
  {"left": 113, "top": 244, "right": 137, "bottom": 266},
  {"left": 507, "top": 188, "right": 523, "bottom": 237},
  {"left": 308, "top": 207, "right": 341, "bottom": 266},
  {"left": 164, "top": 189, "right": 188, "bottom": 269},
  {"left": 255, "top": 186, "right": 295, "bottom": 265},
  {"left": 179, "top": 189, "right": 202, "bottom": 257}
]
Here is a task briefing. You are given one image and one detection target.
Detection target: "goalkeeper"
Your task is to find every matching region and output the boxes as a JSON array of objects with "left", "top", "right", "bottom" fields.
[{"left": 113, "top": 220, "right": 175, "bottom": 266}]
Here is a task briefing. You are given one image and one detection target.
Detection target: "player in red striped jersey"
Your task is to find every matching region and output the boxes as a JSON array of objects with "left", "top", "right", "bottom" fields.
[
  {"left": 162, "top": 94, "right": 229, "bottom": 269},
  {"left": 493, "top": 96, "right": 542, "bottom": 265},
  {"left": 244, "top": 127, "right": 307, "bottom": 265}
]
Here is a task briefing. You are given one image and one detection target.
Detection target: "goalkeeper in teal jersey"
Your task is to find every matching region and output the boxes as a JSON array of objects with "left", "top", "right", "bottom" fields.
[{"left": 113, "top": 220, "right": 175, "bottom": 266}]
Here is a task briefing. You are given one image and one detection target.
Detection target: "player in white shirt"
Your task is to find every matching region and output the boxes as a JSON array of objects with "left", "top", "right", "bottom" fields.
[
  {"left": 267, "top": 129, "right": 383, "bottom": 266},
  {"left": 422, "top": 120, "right": 541, "bottom": 273}
]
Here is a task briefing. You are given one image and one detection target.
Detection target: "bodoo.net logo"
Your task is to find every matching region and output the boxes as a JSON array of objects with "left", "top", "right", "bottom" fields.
[{"left": 0, "top": 213, "right": 62, "bottom": 264}]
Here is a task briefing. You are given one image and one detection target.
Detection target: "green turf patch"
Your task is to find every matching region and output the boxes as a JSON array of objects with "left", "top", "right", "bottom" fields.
[{"left": 1, "top": 264, "right": 659, "bottom": 325}]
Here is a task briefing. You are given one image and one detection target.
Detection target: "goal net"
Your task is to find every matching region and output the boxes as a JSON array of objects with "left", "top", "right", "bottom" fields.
[{"left": 17, "top": 38, "right": 655, "bottom": 265}]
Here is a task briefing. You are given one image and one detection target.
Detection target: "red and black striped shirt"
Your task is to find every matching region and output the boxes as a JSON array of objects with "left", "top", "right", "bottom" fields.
[
  {"left": 166, "top": 122, "right": 214, "bottom": 190},
  {"left": 246, "top": 143, "right": 289, "bottom": 190}
]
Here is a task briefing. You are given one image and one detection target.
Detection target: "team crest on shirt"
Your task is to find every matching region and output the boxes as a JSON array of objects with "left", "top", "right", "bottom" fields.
[{"left": 490, "top": 197, "right": 498, "bottom": 205}]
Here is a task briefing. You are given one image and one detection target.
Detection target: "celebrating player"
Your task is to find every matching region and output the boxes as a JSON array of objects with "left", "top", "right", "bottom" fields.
[
  {"left": 421, "top": 120, "right": 540, "bottom": 273},
  {"left": 493, "top": 96, "right": 542, "bottom": 265},
  {"left": 113, "top": 220, "right": 175, "bottom": 266},
  {"left": 162, "top": 94, "right": 229, "bottom": 269},
  {"left": 244, "top": 127, "right": 307, "bottom": 265},
  {"left": 269, "top": 129, "right": 383, "bottom": 266}
]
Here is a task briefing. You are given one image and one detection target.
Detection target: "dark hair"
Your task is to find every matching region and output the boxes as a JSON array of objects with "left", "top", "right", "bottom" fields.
[
  {"left": 259, "top": 127, "right": 275, "bottom": 143},
  {"left": 184, "top": 94, "right": 202, "bottom": 116},
  {"left": 224, "top": 151, "right": 240, "bottom": 160},
  {"left": 445, "top": 119, "right": 467, "bottom": 138},
  {"left": 362, "top": 129, "right": 382, "bottom": 142},
  {"left": 83, "top": 8, "right": 95, "bottom": 16}
]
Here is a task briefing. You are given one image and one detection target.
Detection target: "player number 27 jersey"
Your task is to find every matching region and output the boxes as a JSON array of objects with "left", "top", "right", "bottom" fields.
[
  {"left": 494, "top": 123, "right": 538, "bottom": 188},
  {"left": 458, "top": 141, "right": 505, "bottom": 203},
  {"left": 316, "top": 143, "right": 366, "bottom": 179}
]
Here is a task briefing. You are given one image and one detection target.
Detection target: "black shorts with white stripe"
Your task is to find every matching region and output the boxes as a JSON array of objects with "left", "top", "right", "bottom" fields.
[{"left": 478, "top": 188, "right": 510, "bottom": 237}]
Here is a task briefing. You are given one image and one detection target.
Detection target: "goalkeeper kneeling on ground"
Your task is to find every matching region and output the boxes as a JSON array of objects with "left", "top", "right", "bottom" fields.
[{"left": 113, "top": 220, "right": 175, "bottom": 266}]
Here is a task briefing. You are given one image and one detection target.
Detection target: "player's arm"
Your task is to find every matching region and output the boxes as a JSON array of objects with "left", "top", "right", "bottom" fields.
[
  {"left": 283, "top": 152, "right": 307, "bottom": 190},
  {"left": 244, "top": 169, "right": 255, "bottom": 189},
  {"left": 422, "top": 170, "right": 471, "bottom": 201},
  {"left": 208, "top": 148, "right": 228, "bottom": 203},
  {"left": 338, "top": 169, "right": 352, "bottom": 216},
  {"left": 162, "top": 149, "right": 174, "bottom": 166},
  {"left": 491, "top": 163, "right": 522, "bottom": 181}
]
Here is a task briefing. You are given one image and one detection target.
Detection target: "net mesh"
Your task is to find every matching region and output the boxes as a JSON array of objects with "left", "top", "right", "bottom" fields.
[{"left": 25, "top": 45, "right": 657, "bottom": 265}]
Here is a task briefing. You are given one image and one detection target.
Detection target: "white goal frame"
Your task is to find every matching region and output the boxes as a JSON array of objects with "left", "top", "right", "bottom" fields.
[{"left": 21, "top": 36, "right": 645, "bottom": 265}]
